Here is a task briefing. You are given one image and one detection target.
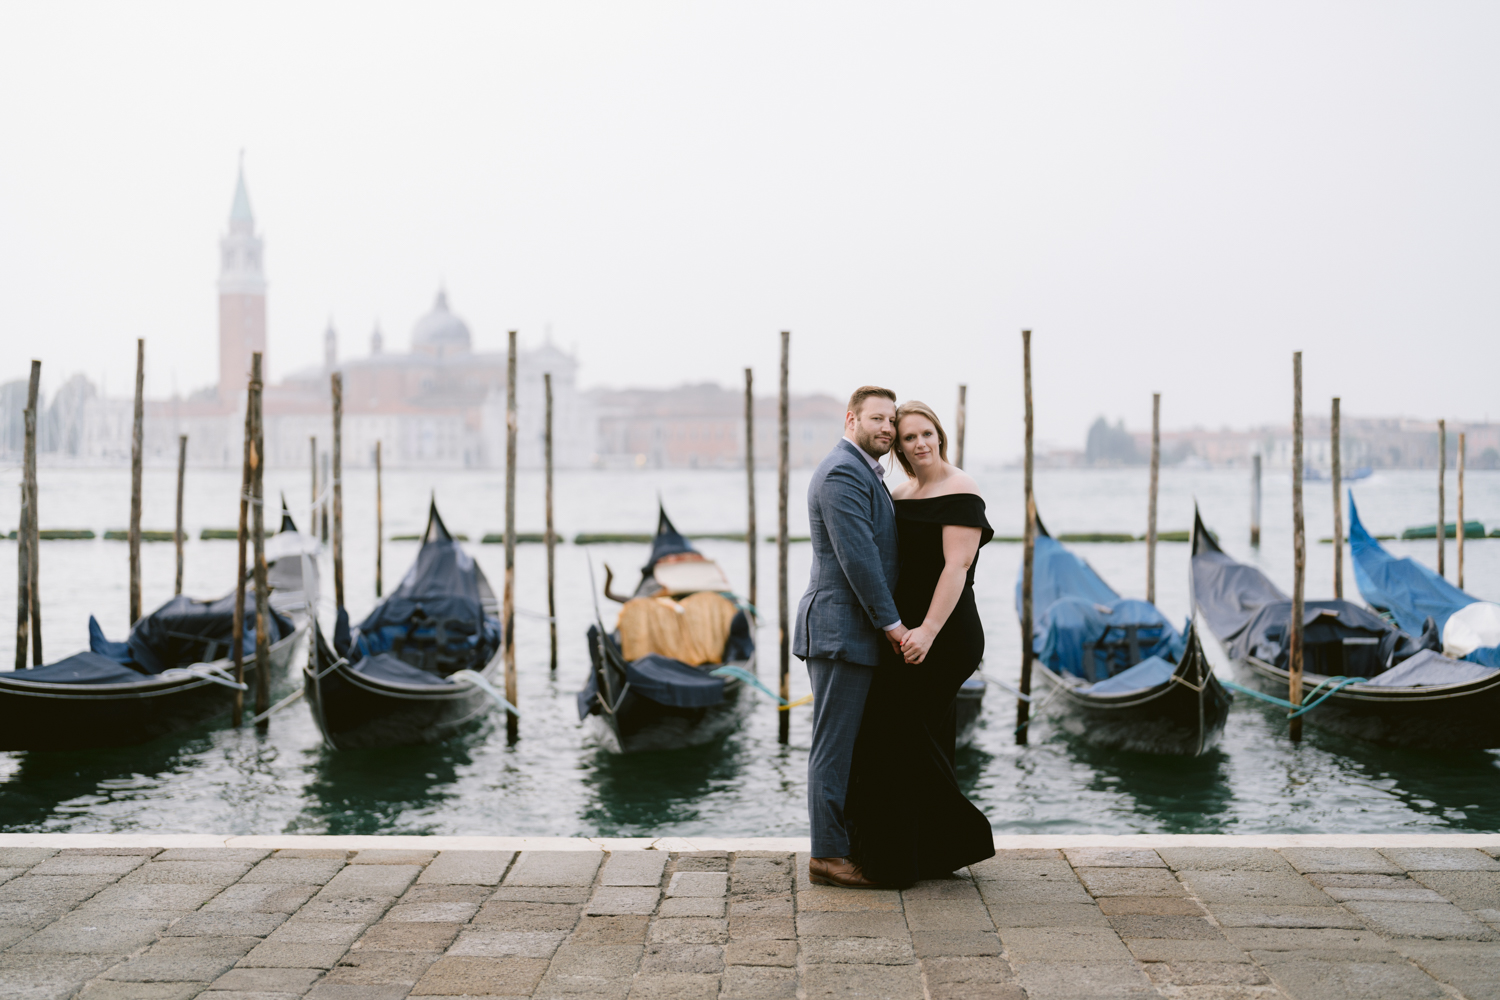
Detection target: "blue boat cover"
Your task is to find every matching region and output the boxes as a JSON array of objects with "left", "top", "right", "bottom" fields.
[
  {"left": 90, "top": 591, "right": 292, "bottom": 675},
  {"left": 1017, "top": 532, "right": 1185, "bottom": 683},
  {"left": 1, "top": 652, "right": 151, "bottom": 686},
  {"left": 623, "top": 654, "right": 725, "bottom": 708},
  {"left": 354, "top": 652, "right": 454, "bottom": 686},
  {"left": 1087, "top": 655, "right": 1175, "bottom": 694},
  {"left": 1191, "top": 539, "right": 1289, "bottom": 643},
  {"left": 644, "top": 507, "right": 698, "bottom": 574},
  {"left": 1230, "top": 599, "right": 1437, "bottom": 679},
  {"left": 1362, "top": 649, "right": 1499, "bottom": 688},
  {"left": 1349, "top": 494, "right": 1476, "bottom": 637}
]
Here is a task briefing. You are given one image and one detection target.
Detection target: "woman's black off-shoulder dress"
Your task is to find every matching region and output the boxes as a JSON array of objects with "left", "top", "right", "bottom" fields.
[{"left": 845, "top": 493, "right": 996, "bottom": 887}]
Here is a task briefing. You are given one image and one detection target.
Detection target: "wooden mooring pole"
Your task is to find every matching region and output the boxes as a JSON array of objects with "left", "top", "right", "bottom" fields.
[
  {"left": 14, "top": 481, "right": 29, "bottom": 671},
  {"left": 175, "top": 434, "right": 188, "bottom": 596},
  {"left": 1331, "top": 398, "right": 1343, "bottom": 600},
  {"left": 250, "top": 355, "right": 270, "bottom": 720},
  {"left": 321, "top": 452, "right": 331, "bottom": 543},
  {"left": 375, "top": 440, "right": 384, "bottom": 598},
  {"left": 310, "top": 436, "right": 317, "bottom": 523},
  {"left": 1250, "top": 453, "right": 1262, "bottom": 547},
  {"left": 1289, "top": 352, "right": 1306, "bottom": 743},
  {"left": 1457, "top": 432, "right": 1466, "bottom": 590},
  {"left": 504, "top": 331, "right": 519, "bottom": 741},
  {"left": 744, "top": 367, "right": 757, "bottom": 610},
  {"left": 331, "top": 373, "right": 344, "bottom": 610},
  {"left": 129, "top": 340, "right": 145, "bottom": 626},
  {"left": 16, "top": 359, "right": 42, "bottom": 668},
  {"left": 544, "top": 372, "right": 557, "bottom": 675},
  {"left": 1017, "top": 330, "right": 1035, "bottom": 745},
  {"left": 232, "top": 363, "right": 253, "bottom": 728},
  {"left": 777, "top": 331, "right": 790, "bottom": 746},
  {"left": 1437, "top": 419, "right": 1446, "bottom": 578},
  {"left": 954, "top": 384, "right": 968, "bottom": 470},
  {"left": 1146, "top": 392, "right": 1160, "bottom": 605}
]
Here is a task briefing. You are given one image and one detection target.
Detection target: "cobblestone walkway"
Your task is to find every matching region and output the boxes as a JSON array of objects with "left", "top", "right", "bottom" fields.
[{"left": 1, "top": 844, "right": 1499, "bottom": 999}]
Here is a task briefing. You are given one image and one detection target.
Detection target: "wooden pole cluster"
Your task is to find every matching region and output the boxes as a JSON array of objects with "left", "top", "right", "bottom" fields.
[
  {"left": 544, "top": 373, "right": 558, "bottom": 674},
  {"left": 15, "top": 359, "right": 42, "bottom": 668},
  {"left": 777, "top": 331, "right": 791, "bottom": 746},
  {"left": 1331, "top": 398, "right": 1343, "bottom": 600},
  {"left": 1289, "top": 352, "right": 1306, "bottom": 743},
  {"left": 1457, "top": 432, "right": 1466, "bottom": 590},
  {"left": 1017, "top": 330, "right": 1035, "bottom": 745},
  {"left": 332, "top": 373, "right": 344, "bottom": 610},
  {"left": 744, "top": 368, "right": 757, "bottom": 611},
  {"left": 1250, "top": 453, "right": 1262, "bottom": 547},
  {"left": 503, "top": 331, "right": 519, "bottom": 741},
  {"left": 321, "top": 452, "right": 331, "bottom": 543},
  {"left": 375, "top": 441, "right": 384, "bottom": 598},
  {"left": 954, "top": 384, "right": 968, "bottom": 470},
  {"left": 129, "top": 340, "right": 145, "bottom": 626},
  {"left": 175, "top": 435, "right": 188, "bottom": 596},
  {"left": 250, "top": 355, "right": 270, "bottom": 721},
  {"left": 1146, "top": 392, "right": 1160, "bottom": 605},
  {"left": 1437, "top": 419, "right": 1446, "bottom": 578},
  {"left": 232, "top": 360, "right": 254, "bottom": 727}
]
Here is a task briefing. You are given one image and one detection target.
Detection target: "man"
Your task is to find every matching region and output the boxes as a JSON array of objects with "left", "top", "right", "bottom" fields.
[{"left": 793, "top": 385, "right": 907, "bottom": 888}]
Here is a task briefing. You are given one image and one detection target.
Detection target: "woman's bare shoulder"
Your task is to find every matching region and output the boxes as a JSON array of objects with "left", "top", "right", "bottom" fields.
[
  {"left": 890, "top": 477, "right": 919, "bottom": 500},
  {"left": 932, "top": 468, "right": 982, "bottom": 498}
]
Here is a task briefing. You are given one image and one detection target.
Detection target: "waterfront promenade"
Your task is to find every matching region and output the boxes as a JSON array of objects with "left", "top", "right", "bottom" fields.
[{"left": 1, "top": 835, "right": 1498, "bottom": 1000}]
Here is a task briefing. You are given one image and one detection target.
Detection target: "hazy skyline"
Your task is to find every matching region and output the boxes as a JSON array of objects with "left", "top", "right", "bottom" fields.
[{"left": 2, "top": 2, "right": 1496, "bottom": 460}]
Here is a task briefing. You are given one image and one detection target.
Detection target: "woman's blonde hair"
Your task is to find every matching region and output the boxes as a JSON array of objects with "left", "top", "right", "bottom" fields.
[{"left": 892, "top": 401, "right": 948, "bottom": 477}]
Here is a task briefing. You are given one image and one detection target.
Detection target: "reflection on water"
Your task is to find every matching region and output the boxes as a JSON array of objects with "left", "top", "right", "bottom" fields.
[
  {"left": 0, "top": 735, "right": 208, "bottom": 832},
  {"left": 1068, "top": 740, "right": 1233, "bottom": 833},
  {"left": 580, "top": 734, "right": 750, "bottom": 836}
]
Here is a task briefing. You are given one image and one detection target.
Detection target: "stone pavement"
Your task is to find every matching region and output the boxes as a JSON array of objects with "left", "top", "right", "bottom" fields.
[{"left": 1, "top": 842, "right": 1500, "bottom": 1000}]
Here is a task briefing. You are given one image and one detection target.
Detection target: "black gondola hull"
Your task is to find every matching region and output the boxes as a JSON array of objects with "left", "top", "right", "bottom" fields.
[
  {"left": 955, "top": 682, "right": 984, "bottom": 749},
  {"left": 0, "top": 630, "right": 303, "bottom": 751},
  {"left": 1236, "top": 656, "right": 1500, "bottom": 750},
  {"left": 589, "top": 657, "right": 755, "bottom": 754}
]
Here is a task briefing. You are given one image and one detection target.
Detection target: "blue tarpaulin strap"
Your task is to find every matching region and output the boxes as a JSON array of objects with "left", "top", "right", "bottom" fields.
[
  {"left": 709, "top": 665, "right": 786, "bottom": 705},
  {"left": 1219, "top": 676, "right": 1364, "bottom": 718}
]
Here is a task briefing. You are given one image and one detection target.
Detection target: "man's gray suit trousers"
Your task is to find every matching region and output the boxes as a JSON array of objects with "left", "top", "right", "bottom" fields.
[{"left": 806, "top": 656, "right": 874, "bottom": 859}]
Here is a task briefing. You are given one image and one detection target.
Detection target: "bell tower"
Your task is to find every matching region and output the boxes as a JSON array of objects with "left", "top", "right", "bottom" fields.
[{"left": 218, "top": 154, "right": 267, "bottom": 402}]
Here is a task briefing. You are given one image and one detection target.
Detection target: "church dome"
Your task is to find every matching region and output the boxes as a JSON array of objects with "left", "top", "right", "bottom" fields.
[{"left": 412, "top": 290, "right": 472, "bottom": 356}]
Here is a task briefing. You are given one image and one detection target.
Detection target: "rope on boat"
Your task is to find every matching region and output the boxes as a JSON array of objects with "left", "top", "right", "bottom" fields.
[
  {"left": 708, "top": 664, "right": 809, "bottom": 708},
  {"left": 450, "top": 669, "right": 521, "bottom": 717},
  {"left": 981, "top": 673, "right": 1033, "bottom": 702},
  {"left": 1218, "top": 676, "right": 1365, "bottom": 718},
  {"left": 513, "top": 608, "right": 556, "bottom": 622},
  {"left": 249, "top": 687, "right": 305, "bottom": 725},
  {"left": 159, "top": 664, "right": 248, "bottom": 691},
  {"left": 781, "top": 694, "right": 814, "bottom": 711}
]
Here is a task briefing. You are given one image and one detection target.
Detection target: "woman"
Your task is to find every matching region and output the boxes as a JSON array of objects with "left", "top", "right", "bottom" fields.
[{"left": 843, "top": 400, "right": 995, "bottom": 888}]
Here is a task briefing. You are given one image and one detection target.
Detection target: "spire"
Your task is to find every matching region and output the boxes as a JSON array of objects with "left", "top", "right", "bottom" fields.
[{"left": 230, "top": 151, "right": 254, "bottom": 229}]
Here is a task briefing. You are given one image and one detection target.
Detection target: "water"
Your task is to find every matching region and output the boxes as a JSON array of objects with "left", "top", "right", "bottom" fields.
[{"left": 1, "top": 464, "right": 1498, "bottom": 836}]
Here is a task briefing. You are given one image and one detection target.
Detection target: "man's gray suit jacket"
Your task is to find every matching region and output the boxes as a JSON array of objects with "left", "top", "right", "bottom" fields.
[{"left": 793, "top": 438, "right": 901, "bottom": 667}]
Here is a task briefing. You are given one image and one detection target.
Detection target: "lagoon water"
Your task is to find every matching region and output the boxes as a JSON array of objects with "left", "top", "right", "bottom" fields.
[{"left": 1, "top": 463, "right": 1498, "bottom": 836}]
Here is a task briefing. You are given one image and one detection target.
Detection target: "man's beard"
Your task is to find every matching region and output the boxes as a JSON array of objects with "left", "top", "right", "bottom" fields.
[{"left": 854, "top": 428, "right": 892, "bottom": 457}]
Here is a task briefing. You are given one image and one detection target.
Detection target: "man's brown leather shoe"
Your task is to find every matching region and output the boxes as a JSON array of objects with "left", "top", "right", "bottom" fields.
[{"left": 809, "top": 856, "right": 882, "bottom": 888}]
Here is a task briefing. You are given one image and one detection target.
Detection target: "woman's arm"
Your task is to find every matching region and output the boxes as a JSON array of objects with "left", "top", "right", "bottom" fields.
[{"left": 900, "top": 524, "right": 982, "bottom": 664}]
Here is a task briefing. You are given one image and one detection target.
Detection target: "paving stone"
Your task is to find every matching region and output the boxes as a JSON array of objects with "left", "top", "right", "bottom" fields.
[
  {"left": 349, "top": 849, "right": 435, "bottom": 866},
  {"left": 587, "top": 886, "right": 661, "bottom": 915},
  {"left": 353, "top": 921, "right": 462, "bottom": 952},
  {"left": 670, "top": 852, "right": 729, "bottom": 872},
  {"left": 1209, "top": 905, "right": 1367, "bottom": 928},
  {"left": 237, "top": 940, "right": 352, "bottom": 970},
  {"left": 800, "top": 936, "right": 915, "bottom": 965},
  {"left": 1123, "top": 938, "right": 1250, "bottom": 963},
  {"left": 797, "top": 911, "right": 909, "bottom": 937},
  {"left": 1001, "top": 926, "right": 1132, "bottom": 963},
  {"left": 203, "top": 884, "right": 320, "bottom": 914},
  {"left": 638, "top": 943, "right": 723, "bottom": 974},
  {"left": 0, "top": 874, "right": 119, "bottom": 909},
  {"left": 795, "top": 885, "right": 903, "bottom": 912},
  {"left": 1013, "top": 961, "right": 1158, "bottom": 1000},
  {"left": 472, "top": 900, "right": 583, "bottom": 931},
  {"left": 1075, "top": 867, "right": 1186, "bottom": 898},
  {"left": 0, "top": 847, "right": 57, "bottom": 867},
  {"left": 409, "top": 953, "right": 550, "bottom": 995},
  {"left": 1157, "top": 848, "right": 1295, "bottom": 873},
  {"left": 0, "top": 867, "right": 23, "bottom": 886},
  {"left": 731, "top": 898, "right": 792, "bottom": 918},
  {"left": 448, "top": 928, "right": 569, "bottom": 958},
  {"left": 719, "top": 965, "right": 796, "bottom": 999},
  {"left": 264, "top": 921, "right": 365, "bottom": 947},
  {"left": 81, "top": 883, "right": 224, "bottom": 912},
  {"left": 106, "top": 937, "right": 259, "bottom": 982},
  {"left": 1098, "top": 895, "right": 1208, "bottom": 917},
  {"left": 601, "top": 851, "right": 669, "bottom": 887},
  {"left": 489, "top": 885, "right": 591, "bottom": 903},
  {"left": 1176, "top": 869, "right": 1335, "bottom": 907},
  {"left": 75, "top": 983, "right": 208, "bottom": 1000},
  {"left": 650, "top": 918, "right": 727, "bottom": 944},
  {"left": 723, "top": 940, "right": 796, "bottom": 967},
  {"left": 729, "top": 858, "right": 791, "bottom": 898},
  {"left": 901, "top": 878, "right": 983, "bottom": 900},
  {"left": 383, "top": 900, "right": 481, "bottom": 923},
  {"left": 666, "top": 872, "right": 727, "bottom": 898},
  {"left": 983, "top": 902, "right": 1110, "bottom": 928},
  {"left": 121, "top": 862, "right": 254, "bottom": 886},
  {"left": 321, "top": 948, "right": 440, "bottom": 986},
  {"left": 974, "top": 871, "right": 1094, "bottom": 906},
  {"left": 920, "top": 954, "right": 1015, "bottom": 984},
  {"left": 1142, "top": 961, "right": 1270, "bottom": 987},
  {"left": 209, "top": 967, "right": 324, "bottom": 992},
  {"left": 798, "top": 962, "right": 923, "bottom": 998},
  {"left": 1258, "top": 958, "right": 1448, "bottom": 999},
  {"left": 545, "top": 942, "right": 644, "bottom": 978},
  {"left": 504, "top": 851, "right": 602, "bottom": 887},
  {"left": 9, "top": 911, "right": 173, "bottom": 955},
  {"left": 1408, "top": 870, "right": 1500, "bottom": 911},
  {"left": 571, "top": 915, "right": 651, "bottom": 945},
  {"left": 0, "top": 954, "right": 116, "bottom": 994},
  {"left": 1322, "top": 884, "right": 1447, "bottom": 902},
  {"left": 1222, "top": 927, "right": 1393, "bottom": 956},
  {"left": 658, "top": 898, "right": 725, "bottom": 918},
  {"left": 289, "top": 896, "right": 395, "bottom": 923},
  {"left": 242, "top": 859, "right": 346, "bottom": 885},
  {"left": 306, "top": 985, "right": 412, "bottom": 1000},
  {"left": 626, "top": 972, "right": 721, "bottom": 1000},
  {"left": 910, "top": 929, "right": 1001, "bottom": 957},
  {"left": 418, "top": 850, "right": 515, "bottom": 886},
  {"left": 729, "top": 915, "right": 794, "bottom": 940},
  {"left": 1380, "top": 847, "right": 1500, "bottom": 872},
  {"left": 399, "top": 883, "right": 493, "bottom": 904},
  {"left": 196, "top": 991, "right": 306, "bottom": 999},
  {"left": 1397, "top": 941, "right": 1500, "bottom": 1000},
  {"left": 315, "top": 865, "right": 419, "bottom": 899},
  {"left": 0, "top": 924, "right": 39, "bottom": 948},
  {"left": 969, "top": 857, "right": 1078, "bottom": 882},
  {"left": 1063, "top": 849, "right": 1166, "bottom": 869},
  {"left": 156, "top": 849, "right": 271, "bottom": 864},
  {"left": 28, "top": 854, "right": 148, "bottom": 877},
  {"left": 1277, "top": 848, "right": 1403, "bottom": 875},
  {"left": 1341, "top": 899, "right": 1498, "bottom": 940},
  {"left": 1107, "top": 913, "right": 1223, "bottom": 939},
  {"left": 271, "top": 851, "right": 350, "bottom": 860},
  {"left": 902, "top": 897, "right": 992, "bottom": 931}
]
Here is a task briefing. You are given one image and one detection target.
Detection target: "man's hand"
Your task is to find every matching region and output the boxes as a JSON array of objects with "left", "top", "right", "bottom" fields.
[
  {"left": 885, "top": 623, "right": 909, "bottom": 653},
  {"left": 900, "top": 624, "right": 937, "bottom": 664}
]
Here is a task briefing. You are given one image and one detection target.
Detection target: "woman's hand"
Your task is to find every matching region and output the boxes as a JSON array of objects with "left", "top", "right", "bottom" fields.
[{"left": 900, "top": 624, "right": 937, "bottom": 664}]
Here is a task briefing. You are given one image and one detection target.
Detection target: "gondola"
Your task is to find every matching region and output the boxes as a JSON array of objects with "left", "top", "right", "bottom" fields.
[
  {"left": 1016, "top": 515, "right": 1230, "bottom": 755},
  {"left": 577, "top": 506, "right": 756, "bottom": 753},
  {"left": 0, "top": 590, "right": 303, "bottom": 751},
  {"left": 265, "top": 497, "right": 321, "bottom": 619},
  {"left": 1348, "top": 494, "right": 1500, "bottom": 668},
  {"left": 954, "top": 674, "right": 985, "bottom": 749},
  {"left": 1191, "top": 506, "right": 1500, "bottom": 749},
  {"left": 304, "top": 501, "right": 505, "bottom": 750}
]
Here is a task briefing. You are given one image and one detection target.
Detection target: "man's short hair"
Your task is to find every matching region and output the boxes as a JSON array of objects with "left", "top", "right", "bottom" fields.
[{"left": 847, "top": 385, "right": 897, "bottom": 417}]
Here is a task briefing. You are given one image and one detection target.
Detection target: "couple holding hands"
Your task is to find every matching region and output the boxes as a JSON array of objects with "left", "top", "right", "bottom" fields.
[{"left": 794, "top": 386, "right": 996, "bottom": 890}]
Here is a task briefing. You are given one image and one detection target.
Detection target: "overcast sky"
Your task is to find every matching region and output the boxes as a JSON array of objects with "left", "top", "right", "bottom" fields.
[{"left": 2, "top": 2, "right": 1496, "bottom": 460}]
